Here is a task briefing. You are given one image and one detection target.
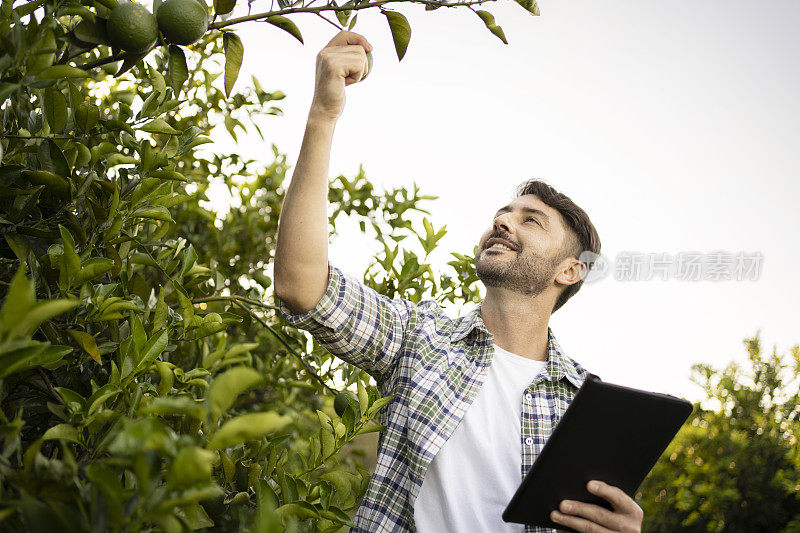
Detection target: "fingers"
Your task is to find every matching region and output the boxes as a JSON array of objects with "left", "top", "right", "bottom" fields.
[
  {"left": 551, "top": 481, "right": 644, "bottom": 533},
  {"left": 318, "top": 44, "right": 370, "bottom": 85},
  {"left": 325, "top": 30, "right": 372, "bottom": 53},
  {"left": 587, "top": 481, "right": 642, "bottom": 516},
  {"left": 550, "top": 509, "right": 614, "bottom": 533},
  {"left": 551, "top": 500, "right": 620, "bottom": 532}
]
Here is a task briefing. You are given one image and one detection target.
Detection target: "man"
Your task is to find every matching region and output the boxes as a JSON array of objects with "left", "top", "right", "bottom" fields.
[{"left": 274, "top": 30, "right": 644, "bottom": 533}]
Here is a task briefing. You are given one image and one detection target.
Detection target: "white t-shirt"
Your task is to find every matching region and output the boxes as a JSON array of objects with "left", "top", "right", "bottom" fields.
[{"left": 413, "top": 344, "right": 548, "bottom": 532}]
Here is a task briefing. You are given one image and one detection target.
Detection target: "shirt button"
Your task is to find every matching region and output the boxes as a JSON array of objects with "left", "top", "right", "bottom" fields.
[{"left": 524, "top": 437, "right": 533, "bottom": 446}]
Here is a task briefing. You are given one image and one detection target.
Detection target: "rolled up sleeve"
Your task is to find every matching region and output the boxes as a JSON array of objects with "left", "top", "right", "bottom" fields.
[{"left": 278, "top": 263, "right": 417, "bottom": 386}]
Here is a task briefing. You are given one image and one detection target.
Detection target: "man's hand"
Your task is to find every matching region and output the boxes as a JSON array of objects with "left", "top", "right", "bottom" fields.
[
  {"left": 551, "top": 480, "right": 643, "bottom": 533},
  {"left": 310, "top": 30, "right": 373, "bottom": 123}
]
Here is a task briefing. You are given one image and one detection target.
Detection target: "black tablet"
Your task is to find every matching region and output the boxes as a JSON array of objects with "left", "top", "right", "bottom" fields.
[{"left": 502, "top": 374, "right": 693, "bottom": 532}]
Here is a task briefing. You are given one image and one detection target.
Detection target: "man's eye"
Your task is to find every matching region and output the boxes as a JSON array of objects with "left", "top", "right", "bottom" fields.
[{"left": 526, "top": 217, "right": 540, "bottom": 226}]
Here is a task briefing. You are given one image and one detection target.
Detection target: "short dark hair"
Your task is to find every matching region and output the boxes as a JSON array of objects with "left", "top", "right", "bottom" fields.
[{"left": 516, "top": 179, "right": 601, "bottom": 313}]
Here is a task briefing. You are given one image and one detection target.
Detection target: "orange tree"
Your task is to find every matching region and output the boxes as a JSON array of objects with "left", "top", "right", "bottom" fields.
[
  {"left": 0, "top": 0, "right": 512, "bottom": 529},
  {"left": 637, "top": 333, "right": 800, "bottom": 532}
]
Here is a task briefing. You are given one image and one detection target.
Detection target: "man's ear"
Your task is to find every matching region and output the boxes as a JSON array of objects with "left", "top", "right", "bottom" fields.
[{"left": 555, "top": 259, "right": 585, "bottom": 287}]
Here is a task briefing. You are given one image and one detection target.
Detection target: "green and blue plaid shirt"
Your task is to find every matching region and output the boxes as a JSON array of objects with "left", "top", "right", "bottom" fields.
[{"left": 279, "top": 264, "right": 590, "bottom": 532}]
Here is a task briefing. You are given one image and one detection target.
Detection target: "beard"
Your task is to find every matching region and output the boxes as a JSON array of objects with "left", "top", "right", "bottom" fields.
[{"left": 475, "top": 244, "right": 561, "bottom": 297}]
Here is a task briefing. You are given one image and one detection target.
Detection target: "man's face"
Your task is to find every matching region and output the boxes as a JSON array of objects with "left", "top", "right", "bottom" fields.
[{"left": 475, "top": 194, "right": 574, "bottom": 297}]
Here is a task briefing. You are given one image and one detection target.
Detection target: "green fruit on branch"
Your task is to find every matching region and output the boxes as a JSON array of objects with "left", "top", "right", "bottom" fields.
[
  {"left": 362, "top": 50, "right": 373, "bottom": 81},
  {"left": 157, "top": 0, "right": 209, "bottom": 46},
  {"left": 106, "top": 2, "right": 159, "bottom": 53},
  {"left": 334, "top": 391, "right": 358, "bottom": 417}
]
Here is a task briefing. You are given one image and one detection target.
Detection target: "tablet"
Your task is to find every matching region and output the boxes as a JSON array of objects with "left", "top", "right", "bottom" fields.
[{"left": 502, "top": 374, "right": 693, "bottom": 532}]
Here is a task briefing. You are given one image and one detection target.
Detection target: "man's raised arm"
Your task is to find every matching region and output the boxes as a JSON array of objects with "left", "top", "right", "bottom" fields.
[{"left": 273, "top": 31, "right": 372, "bottom": 314}]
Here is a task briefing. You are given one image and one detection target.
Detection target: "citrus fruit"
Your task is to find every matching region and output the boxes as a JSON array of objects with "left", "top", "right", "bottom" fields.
[
  {"left": 106, "top": 2, "right": 158, "bottom": 53},
  {"left": 156, "top": 0, "right": 209, "bottom": 46},
  {"left": 361, "top": 50, "right": 373, "bottom": 81},
  {"left": 334, "top": 391, "right": 358, "bottom": 417}
]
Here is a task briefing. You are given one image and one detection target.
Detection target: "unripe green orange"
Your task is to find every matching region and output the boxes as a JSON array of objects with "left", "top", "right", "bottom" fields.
[
  {"left": 334, "top": 391, "right": 358, "bottom": 417},
  {"left": 157, "top": 0, "right": 209, "bottom": 46},
  {"left": 361, "top": 50, "right": 373, "bottom": 81},
  {"left": 106, "top": 2, "right": 158, "bottom": 53}
]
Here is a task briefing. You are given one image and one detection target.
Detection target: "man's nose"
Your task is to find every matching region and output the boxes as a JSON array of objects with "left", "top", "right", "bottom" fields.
[{"left": 493, "top": 213, "right": 513, "bottom": 233}]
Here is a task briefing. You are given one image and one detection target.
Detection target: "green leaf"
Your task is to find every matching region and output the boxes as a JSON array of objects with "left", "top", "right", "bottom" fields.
[
  {"left": 23, "top": 170, "right": 70, "bottom": 199},
  {"left": 148, "top": 64, "right": 166, "bottom": 95},
  {"left": 0, "top": 267, "right": 35, "bottom": 337},
  {"left": 320, "top": 506, "right": 357, "bottom": 527},
  {"left": 513, "top": 0, "right": 540, "bottom": 16},
  {"left": 265, "top": 15, "right": 303, "bottom": 44},
  {"left": 86, "top": 464, "right": 124, "bottom": 526},
  {"left": 149, "top": 168, "right": 186, "bottom": 181},
  {"left": 475, "top": 9, "right": 495, "bottom": 26},
  {"left": 382, "top": 10, "right": 411, "bottom": 61},
  {"left": 38, "top": 139, "right": 70, "bottom": 177},
  {"left": 133, "top": 328, "right": 168, "bottom": 375},
  {"left": 168, "top": 447, "right": 217, "bottom": 489},
  {"left": 357, "top": 380, "right": 369, "bottom": 414},
  {"left": 140, "top": 396, "right": 206, "bottom": 419},
  {"left": 366, "top": 394, "right": 395, "bottom": 418},
  {"left": 131, "top": 205, "right": 175, "bottom": 222},
  {"left": 354, "top": 423, "right": 386, "bottom": 436},
  {"left": 223, "top": 32, "right": 244, "bottom": 98},
  {"left": 59, "top": 225, "right": 81, "bottom": 285},
  {"left": 132, "top": 315, "right": 146, "bottom": 351},
  {"left": 35, "top": 65, "right": 90, "bottom": 81},
  {"left": 115, "top": 49, "right": 149, "bottom": 77},
  {"left": 275, "top": 501, "right": 320, "bottom": 522},
  {"left": 320, "top": 425, "right": 335, "bottom": 459},
  {"left": 43, "top": 87, "right": 68, "bottom": 132},
  {"left": 320, "top": 469, "right": 353, "bottom": 502},
  {"left": 13, "top": 300, "right": 80, "bottom": 340},
  {"left": 207, "top": 412, "right": 292, "bottom": 450},
  {"left": 140, "top": 118, "right": 181, "bottom": 135},
  {"left": 167, "top": 45, "right": 189, "bottom": 94},
  {"left": 74, "top": 103, "right": 100, "bottom": 133},
  {"left": 183, "top": 321, "right": 227, "bottom": 341},
  {"left": 4, "top": 233, "right": 30, "bottom": 263},
  {"left": 108, "top": 417, "right": 176, "bottom": 454},
  {"left": 153, "top": 288, "right": 168, "bottom": 331},
  {"left": 207, "top": 367, "right": 264, "bottom": 424},
  {"left": 73, "top": 257, "right": 115, "bottom": 285},
  {"left": 0, "top": 342, "right": 73, "bottom": 379},
  {"left": 42, "top": 423, "right": 81, "bottom": 444},
  {"left": 180, "top": 244, "right": 198, "bottom": 279},
  {"left": 66, "top": 329, "right": 101, "bottom": 363},
  {"left": 73, "top": 19, "right": 109, "bottom": 45},
  {"left": 87, "top": 383, "right": 121, "bottom": 415},
  {"left": 488, "top": 24, "right": 508, "bottom": 44}
]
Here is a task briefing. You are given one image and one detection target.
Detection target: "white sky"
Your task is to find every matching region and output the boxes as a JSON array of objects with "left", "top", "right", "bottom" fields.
[{"left": 207, "top": 0, "right": 800, "bottom": 402}]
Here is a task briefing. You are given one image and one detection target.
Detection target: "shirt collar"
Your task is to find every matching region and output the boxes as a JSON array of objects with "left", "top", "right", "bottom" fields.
[
  {"left": 450, "top": 305, "right": 488, "bottom": 343},
  {"left": 451, "top": 303, "right": 588, "bottom": 389}
]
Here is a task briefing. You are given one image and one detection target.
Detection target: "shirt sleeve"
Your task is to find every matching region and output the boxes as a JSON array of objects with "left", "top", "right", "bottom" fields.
[{"left": 278, "top": 263, "right": 420, "bottom": 386}]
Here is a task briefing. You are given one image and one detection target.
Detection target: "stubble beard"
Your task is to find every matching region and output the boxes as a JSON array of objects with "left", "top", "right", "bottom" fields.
[{"left": 475, "top": 246, "right": 560, "bottom": 297}]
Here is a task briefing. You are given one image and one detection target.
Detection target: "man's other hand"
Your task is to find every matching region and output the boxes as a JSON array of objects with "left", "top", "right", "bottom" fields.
[{"left": 551, "top": 480, "right": 643, "bottom": 533}]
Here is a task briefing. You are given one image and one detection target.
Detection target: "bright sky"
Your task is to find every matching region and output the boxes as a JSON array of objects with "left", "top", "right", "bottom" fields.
[{"left": 208, "top": 0, "right": 800, "bottom": 401}]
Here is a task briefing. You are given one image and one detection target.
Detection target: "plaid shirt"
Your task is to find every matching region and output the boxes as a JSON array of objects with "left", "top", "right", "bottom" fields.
[{"left": 279, "top": 264, "right": 590, "bottom": 533}]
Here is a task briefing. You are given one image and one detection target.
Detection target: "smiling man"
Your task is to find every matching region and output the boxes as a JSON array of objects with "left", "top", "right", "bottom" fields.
[{"left": 274, "top": 30, "right": 644, "bottom": 533}]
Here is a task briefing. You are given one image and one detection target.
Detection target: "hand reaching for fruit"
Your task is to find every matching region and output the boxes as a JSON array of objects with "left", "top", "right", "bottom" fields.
[{"left": 309, "top": 30, "right": 373, "bottom": 122}]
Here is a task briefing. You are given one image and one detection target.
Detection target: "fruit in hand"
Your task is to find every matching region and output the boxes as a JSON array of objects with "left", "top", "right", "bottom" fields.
[
  {"left": 157, "top": 0, "right": 209, "bottom": 46},
  {"left": 334, "top": 391, "right": 358, "bottom": 417},
  {"left": 106, "top": 2, "right": 159, "bottom": 53},
  {"left": 361, "top": 50, "right": 373, "bottom": 81}
]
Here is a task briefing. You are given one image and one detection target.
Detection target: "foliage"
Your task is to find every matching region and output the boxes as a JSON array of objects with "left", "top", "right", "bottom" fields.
[
  {"left": 0, "top": 0, "right": 493, "bottom": 530},
  {"left": 638, "top": 332, "right": 800, "bottom": 533}
]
